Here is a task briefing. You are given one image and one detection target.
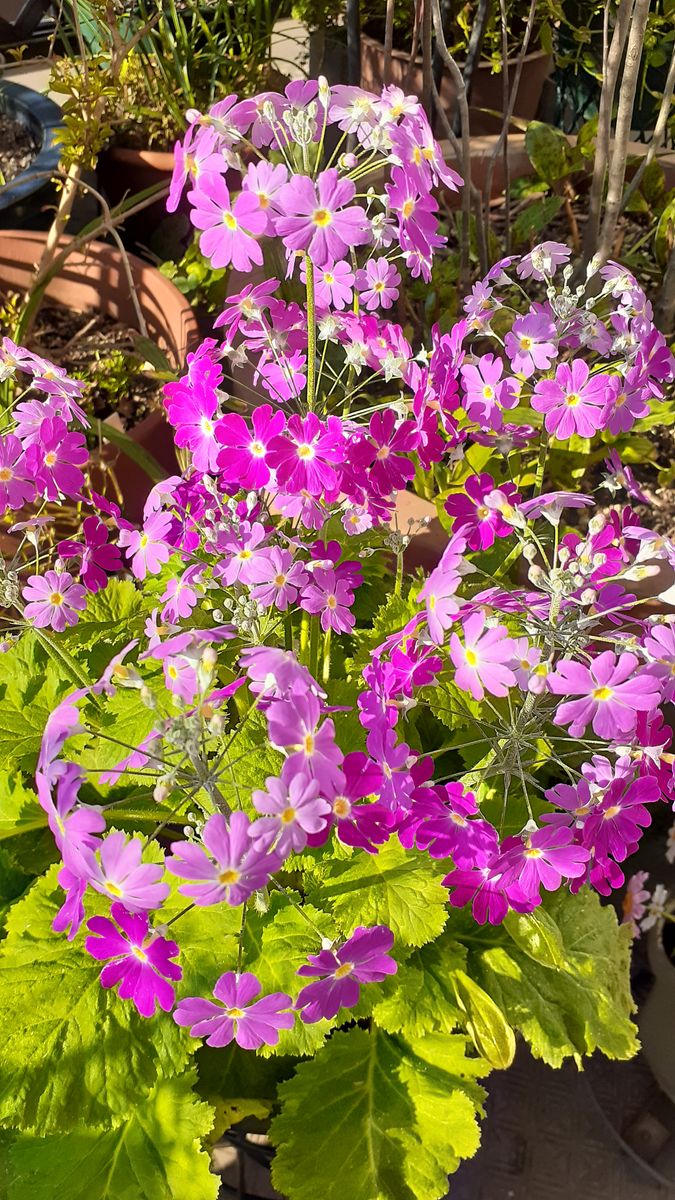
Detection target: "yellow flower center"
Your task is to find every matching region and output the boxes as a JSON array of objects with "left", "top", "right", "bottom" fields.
[
  {"left": 44, "top": 451, "right": 57, "bottom": 467},
  {"left": 201, "top": 417, "right": 214, "bottom": 435},
  {"left": 223, "top": 211, "right": 238, "bottom": 230},
  {"left": 297, "top": 443, "right": 315, "bottom": 460},
  {"left": 476, "top": 505, "right": 490, "bottom": 519},
  {"left": 227, "top": 1007, "right": 244, "bottom": 1018},
  {"left": 139, "top": 534, "right": 149, "bottom": 549},
  {"left": 281, "top": 807, "right": 296, "bottom": 824},
  {"left": 602, "top": 805, "right": 621, "bottom": 820},
  {"left": 106, "top": 882, "right": 123, "bottom": 897},
  {"left": 482, "top": 386, "right": 494, "bottom": 400},
  {"left": 249, "top": 440, "right": 265, "bottom": 457},
  {"left": 49, "top": 591, "right": 64, "bottom": 606},
  {"left": 312, "top": 208, "right": 332, "bottom": 227},
  {"left": 0, "top": 467, "right": 12, "bottom": 482},
  {"left": 519, "top": 336, "right": 532, "bottom": 351},
  {"left": 274, "top": 573, "right": 287, "bottom": 587},
  {"left": 465, "top": 648, "right": 478, "bottom": 666},
  {"left": 304, "top": 733, "right": 315, "bottom": 755},
  {"left": 333, "top": 796, "right": 351, "bottom": 818},
  {"left": 402, "top": 198, "right": 415, "bottom": 219},
  {"left": 219, "top": 868, "right": 241, "bottom": 886},
  {"left": 566, "top": 393, "right": 581, "bottom": 407},
  {"left": 593, "top": 686, "right": 613, "bottom": 701},
  {"left": 326, "top": 595, "right": 338, "bottom": 609},
  {"left": 334, "top": 962, "right": 354, "bottom": 978}
]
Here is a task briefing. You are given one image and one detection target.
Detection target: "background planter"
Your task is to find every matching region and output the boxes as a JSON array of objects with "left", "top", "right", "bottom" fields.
[
  {"left": 638, "top": 908, "right": 675, "bottom": 1106},
  {"left": 96, "top": 144, "right": 177, "bottom": 254},
  {"left": 0, "top": 229, "right": 199, "bottom": 520},
  {"left": 0, "top": 80, "right": 62, "bottom": 227},
  {"left": 360, "top": 34, "right": 552, "bottom": 135}
]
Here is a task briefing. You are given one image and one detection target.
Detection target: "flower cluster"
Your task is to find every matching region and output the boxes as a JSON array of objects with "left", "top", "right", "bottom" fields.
[{"left": 23, "top": 78, "right": 675, "bottom": 1048}]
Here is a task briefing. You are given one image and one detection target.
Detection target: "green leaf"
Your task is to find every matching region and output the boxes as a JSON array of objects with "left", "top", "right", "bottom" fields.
[
  {"left": 0, "top": 774, "right": 54, "bottom": 876},
  {"left": 60, "top": 581, "right": 145, "bottom": 663},
  {"left": 0, "top": 868, "right": 190, "bottom": 1133},
  {"left": 511, "top": 195, "right": 564, "bottom": 247},
  {"left": 469, "top": 888, "right": 638, "bottom": 1067},
  {"left": 503, "top": 906, "right": 566, "bottom": 969},
  {"left": 132, "top": 334, "right": 173, "bottom": 374},
  {"left": 270, "top": 1027, "right": 486, "bottom": 1200},
  {"left": 655, "top": 196, "right": 675, "bottom": 267},
  {"left": 0, "top": 635, "right": 73, "bottom": 773},
  {"left": 95, "top": 418, "right": 166, "bottom": 484},
  {"left": 195, "top": 1043, "right": 296, "bottom": 1139},
  {"left": 309, "top": 839, "right": 449, "bottom": 950},
  {"left": 217, "top": 712, "right": 284, "bottom": 817},
  {"left": 0, "top": 849, "right": 32, "bottom": 932},
  {"left": 243, "top": 892, "right": 336, "bottom": 1056},
  {"left": 450, "top": 968, "right": 515, "bottom": 1069},
  {"left": 371, "top": 934, "right": 465, "bottom": 1038},
  {"left": 7, "top": 1071, "right": 217, "bottom": 1200},
  {"left": 525, "top": 121, "right": 573, "bottom": 184}
]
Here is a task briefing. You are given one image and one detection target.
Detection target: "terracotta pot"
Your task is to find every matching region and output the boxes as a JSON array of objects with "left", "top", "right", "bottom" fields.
[
  {"left": 360, "top": 34, "right": 552, "bottom": 135},
  {"left": 0, "top": 229, "right": 199, "bottom": 521},
  {"left": 96, "top": 145, "right": 177, "bottom": 252}
]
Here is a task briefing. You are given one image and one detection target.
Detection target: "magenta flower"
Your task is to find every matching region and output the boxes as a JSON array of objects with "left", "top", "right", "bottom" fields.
[
  {"left": 174, "top": 971, "right": 294, "bottom": 1049},
  {"left": 295, "top": 925, "right": 397, "bottom": 1023},
  {"left": 26, "top": 416, "right": 87, "bottom": 500},
  {"left": 255, "top": 349, "right": 307, "bottom": 404},
  {"left": 167, "top": 811, "right": 281, "bottom": 906},
  {"left": 23, "top": 570, "right": 87, "bottom": 632},
  {"left": 36, "top": 760, "right": 104, "bottom": 874},
  {"left": 166, "top": 124, "right": 223, "bottom": 213},
  {"left": 268, "top": 412, "right": 345, "bottom": 497},
  {"left": 504, "top": 312, "right": 558, "bottom": 377},
  {"left": 622, "top": 870, "right": 651, "bottom": 936},
  {"left": 164, "top": 375, "right": 221, "bottom": 472},
  {"left": 445, "top": 473, "right": 519, "bottom": 551},
  {"left": 214, "top": 277, "right": 279, "bottom": 336},
  {"left": 355, "top": 258, "right": 401, "bottom": 310},
  {"left": 267, "top": 691, "right": 343, "bottom": 790},
  {"left": 249, "top": 547, "right": 309, "bottom": 611},
  {"left": 0, "top": 434, "right": 34, "bottom": 509},
  {"left": 300, "top": 567, "right": 356, "bottom": 633},
  {"left": 498, "top": 826, "right": 590, "bottom": 902},
  {"left": 582, "top": 776, "right": 659, "bottom": 862},
  {"left": 531, "top": 360, "right": 610, "bottom": 440},
  {"left": 321, "top": 751, "right": 387, "bottom": 850},
  {"left": 460, "top": 353, "right": 517, "bottom": 428},
  {"left": 444, "top": 862, "right": 533, "bottom": 925},
  {"left": 217, "top": 520, "right": 267, "bottom": 586},
  {"left": 303, "top": 259, "right": 354, "bottom": 310},
  {"left": 216, "top": 403, "right": 285, "bottom": 490},
  {"left": 58, "top": 516, "right": 122, "bottom": 593},
  {"left": 188, "top": 173, "right": 267, "bottom": 271},
  {"left": 549, "top": 651, "right": 661, "bottom": 739},
  {"left": 275, "top": 168, "right": 371, "bottom": 268},
  {"left": 85, "top": 903, "right": 182, "bottom": 1018},
  {"left": 602, "top": 448, "right": 649, "bottom": 504},
  {"left": 251, "top": 764, "right": 331, "bottom": 854},
  {"left": 450, "top": 612, "right": 517, "bottom": 701},
  {"left": 386, "top": 166, "right": 441, "bottom": 266},
  {"left": 83, "top": 832, "right": 169, "bottom": 912},
  {"left": 242, "top": 160, "right": 288, "bottom": 233},
  {"left": 517, "top": 241, "right": 571, "bottom": 281},
  {"left": 118, "top": 511, "right": 173, "bottom": 580},
  {"left": 418, "top": 564, "right": 461, "bottom": 645},
  {"left": 160, "top": 564, "right": 202, "bottom": 623},
  {"left": 413, "top": 783, "right": 498, "bottom": 866}
]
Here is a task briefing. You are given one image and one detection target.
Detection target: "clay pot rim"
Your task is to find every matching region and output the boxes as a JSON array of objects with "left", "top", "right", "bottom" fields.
[
  {"left": 105, "top": 143, "right": 176, "bottom": 170},
  {"left": 360, "top": 31, "right": 552, "bottom": 73}
]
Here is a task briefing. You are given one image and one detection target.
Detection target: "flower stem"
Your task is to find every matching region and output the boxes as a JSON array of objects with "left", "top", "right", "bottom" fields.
[
  {"left": 305, "top": 252, "right": 316, "bottom": 412},
  {"left": 322, "top": 626, "right": 332, "bottom": 684},
  {"left": 309, "top": 615, "right": 321, "bottom": 679}
]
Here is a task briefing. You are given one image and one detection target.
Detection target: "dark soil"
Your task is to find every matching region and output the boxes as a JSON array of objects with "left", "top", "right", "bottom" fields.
[
  {"left": 30, "top": 302, "right": 165, "bottom": 429},
  {"left": 0, "top": 114, "right": 39, "bottom": 185}
]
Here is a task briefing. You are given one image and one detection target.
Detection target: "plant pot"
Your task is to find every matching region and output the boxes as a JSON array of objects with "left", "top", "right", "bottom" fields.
[
  {"left": 638, "top": 906, "right": 675, "bottom": 1105},
  {"left": 0, "top": 80, "right": 63, "bottom": 227},
  {"left": 0, "top": 229, "right": 199, "bottom": 521},
  {"left": 360, "top": 34, "right": 552, "bottom": 135},
  {"left": 96, "top": 144, "right": 179, "bottom": 255}
]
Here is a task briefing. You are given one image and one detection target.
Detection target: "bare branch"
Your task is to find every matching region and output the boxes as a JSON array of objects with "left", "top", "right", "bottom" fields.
[
  {"left": 596, "top": 0, "right": 652, "bottom": 266},
  {"left": 430, "top": 0, "right": 475, "bottom": 288},
  {"left": 384, "top": 0, "right": 395, "bottom": 86},
  {"left": 582, "top": 0, "right": 634, "bottom": 263},
  {"left": 621, "top": 38, "right": 675, "bottom": 211},
  {"left": 483, "top": 0, "right": 537, "bottom": 243}
]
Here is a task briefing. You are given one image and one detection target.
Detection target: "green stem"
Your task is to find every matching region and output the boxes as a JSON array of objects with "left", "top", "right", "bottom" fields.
[
  {"left": 309, "top": 615, "right": 320, "bottom": 680},
  {"left": 322, "top": 626, "right": 332, "bottom": 685},
  {"left": 300, "top": 611, "right": 310, "bottom": 662},
  {"left": 394, "top": 550, "right": 404, "bottom": 597},
  {"left": 305, "top": 252, "right": 317, "bottom": 412},
  {"left": 284, "top": 609, "right": 294, "bottom": 652}
]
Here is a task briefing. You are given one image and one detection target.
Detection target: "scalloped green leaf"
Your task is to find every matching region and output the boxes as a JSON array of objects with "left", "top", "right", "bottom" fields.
[
  {"left": 270, "top": 1027, "right": 486, "bottom": 1200},
  {"left": 308, "top": 839, "right": 449, "bottom": 950},
  {"left": 0, "top": 868, "right": 190, "bottom": 1133},
  {"left": 6, "top": 1070, "right": 217, "bottom": 1200}
]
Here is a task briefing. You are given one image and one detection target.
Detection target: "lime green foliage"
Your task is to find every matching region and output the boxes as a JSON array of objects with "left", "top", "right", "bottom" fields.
[
  {"left": 270, "top": 1027, "right": 486, "bottom": 1200},
  {"left": 469, "top": 889, "right": 638, "bottom": 1067},
  {"left": 0, "top": 636, "right": 73, "bottom": 772},
  {"left": 0, "top": 870, "right": 190, "bottom": 1134},
  {"left": 310, "top": 839, "right": 450, "bottom": 951},
  {"left": 6, "top": 1071, "right": 217, "bottom": 1200}
]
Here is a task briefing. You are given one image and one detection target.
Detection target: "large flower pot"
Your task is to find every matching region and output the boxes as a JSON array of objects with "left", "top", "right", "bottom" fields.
[
  {"left": 0, "top": 229, "right": 199, "bottom": 520},
  {"left": 360, "top": 34, "right": 552, "bottom": 135},
  {"left": 0, "top": 80, "right": 63, "bottom": 228}
]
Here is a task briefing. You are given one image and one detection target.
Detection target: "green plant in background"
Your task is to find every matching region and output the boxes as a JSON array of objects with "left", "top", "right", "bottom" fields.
[
  {"left": 159, "top": 235, "right": 230, "bottom": 313},
  {"left": 57, "top": 0, "right": 282, "bottom": 149}
]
